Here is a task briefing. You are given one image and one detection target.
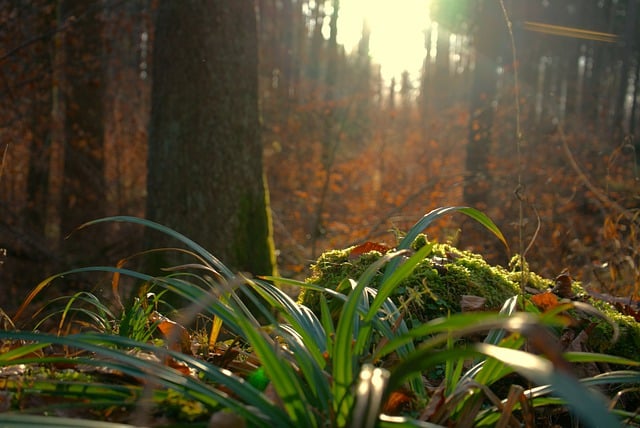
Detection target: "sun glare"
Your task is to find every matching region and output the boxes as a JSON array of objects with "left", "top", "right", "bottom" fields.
[{"left": 339, "top": 0, "right": 431, "bottom": 83}]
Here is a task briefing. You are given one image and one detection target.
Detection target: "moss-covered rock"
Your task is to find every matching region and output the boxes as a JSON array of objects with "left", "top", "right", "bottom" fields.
[{"left": 297, "top": 235, "right": 640, "bottom": 360}]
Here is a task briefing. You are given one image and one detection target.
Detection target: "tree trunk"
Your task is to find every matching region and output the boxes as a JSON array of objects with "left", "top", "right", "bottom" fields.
[
  {"left": 25, "top": 2, "right": 54, "bottom": 241},
  {"left": 146, "top": 0, "right": 275, "bottom": 277},
  {"left": 464, "top": 0, "right": 503, "bottom": 209},
  {"left": 60, "top": 0, "right": 106, "bottom": 245},
  {"left": 613, "top": 0, "right": 638, "bottom": 135}
]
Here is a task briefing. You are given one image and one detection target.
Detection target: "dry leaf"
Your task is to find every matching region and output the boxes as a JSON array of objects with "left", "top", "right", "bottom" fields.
[
  {"left": 614, "top": 302, "right": 640, "bottom": 322},
  {"left": 383, "top": 388, "right": 415, "bottom": 415},
  {"left": 552, "top": 271, "right": 573, "bottom": 298},
  {"left": 349, "top": 242, "right": 391, "bottom": 259},
  {"left": 531, "top": 292, "right": 559, "bottom": 312},
  {"left": 151, "top": 311, "right": 192, "bottom": 354}
]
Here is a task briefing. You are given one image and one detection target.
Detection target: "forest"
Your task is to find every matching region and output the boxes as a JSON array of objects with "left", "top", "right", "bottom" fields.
[
  {"left": 2, "top": 0, "right": 639, "bottom": 305},
  {"left": 0, "top": 0, "right": 639, "bottom": 427}
]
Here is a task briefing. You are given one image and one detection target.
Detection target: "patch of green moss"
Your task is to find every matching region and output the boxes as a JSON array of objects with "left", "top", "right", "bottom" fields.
[
  {"left": 232, "top": 183, "right": 276, "bottom": 277},
  {"left": 159, "top": 389, "right": 210, "bottom": 422},
  {"left": 506, "top": 255, "right": 555, "bottom": 290},
  {"left": 583, "top": 295, "right": 640, "bottom": 359},
  {"left": 298, "top": 236, "right": 545, "bottom": 324},
  {"left": 297, "top": 235, "right": 640, "bottom": 360}
]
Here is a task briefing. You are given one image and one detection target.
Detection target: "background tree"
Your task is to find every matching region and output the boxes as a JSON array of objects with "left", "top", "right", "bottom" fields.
[
  {"left": 146, "top": 0, "right": 275, "bottom": 276},
  {"left": 60, "top": 0, "right": 107, "bottom": 255},
  {"left": 1, "top": 0, "right": 638, "bottom": 310},
  {"left": 463, "top": 0, "right": 505, "bottom": 211}
]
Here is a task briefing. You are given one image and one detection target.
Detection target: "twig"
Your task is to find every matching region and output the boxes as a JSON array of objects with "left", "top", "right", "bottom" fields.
[{"left": 499, "top": 1, "right": 532, "bottom": 297}]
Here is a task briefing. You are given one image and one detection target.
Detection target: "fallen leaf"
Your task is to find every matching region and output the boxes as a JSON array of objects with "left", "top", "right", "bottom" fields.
[
  {"left": 531, "top": 292, "right": 559, "bottom": 312},
  {"left": 167, "top": 357, "right": 192, "bottom": 375},
  {"left": 552, "top": 271, "right": 574, "bottom": 298},
  {"left": 151, "top": 311, "right": 192, "bottom": 354},
  {"left": 349, "top": 242, "right": 391, "bottom": 259},
  {"left": 614, "top": 302, "right": 640, "bottom": 322},
  {"left": 383, "top": 387, "right": 415, "bottom": 415}
]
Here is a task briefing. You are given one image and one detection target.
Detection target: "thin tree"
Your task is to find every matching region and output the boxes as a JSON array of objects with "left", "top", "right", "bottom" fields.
[
  {"left": 146, "top": 0, "right": 275, "bottom": 276},
  {"left": 464, "top": 0, "right": 504, "bottom": 210}
]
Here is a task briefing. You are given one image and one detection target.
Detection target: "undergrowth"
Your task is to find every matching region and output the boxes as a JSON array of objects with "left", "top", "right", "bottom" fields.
[{"left": 0, "top": 211, "right": 637, "bottom": 428}]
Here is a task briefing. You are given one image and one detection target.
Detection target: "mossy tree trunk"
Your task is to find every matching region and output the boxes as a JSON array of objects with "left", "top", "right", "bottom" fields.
[{"left": 146, "top": 1, "right": 275, "bottom": 277}]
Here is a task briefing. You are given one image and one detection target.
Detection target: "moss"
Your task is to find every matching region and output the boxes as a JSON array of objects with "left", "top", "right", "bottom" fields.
[
  {"left": 506, "top": 255, "right": 555, "bottom": 290},
  {"left": 231, "top": 176, "right": 276, "bottom": 277},
  {"left": 298, "top": 236, "right": 541, "bottom": 323},
  {"left": 297, "top": 248, "right": 375, "bottom": 315},
  {"left": 298, "top": 235, "right": 640, "bottom": 360},
  {"left": 583, "top": 296, "right": 640, "bottom": 359}
]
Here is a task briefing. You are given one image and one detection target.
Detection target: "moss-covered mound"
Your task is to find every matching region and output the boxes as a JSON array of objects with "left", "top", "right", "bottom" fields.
[{"left": 298, "top": 236, "right": 640, "bottom": 360}]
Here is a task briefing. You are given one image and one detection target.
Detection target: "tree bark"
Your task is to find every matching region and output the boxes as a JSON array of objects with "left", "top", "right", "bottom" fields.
[
  {"left": 464, "top": 0, "right": 503, "bottom": 209},
  {"left": 146, "top": 0, "right": 275, "bottom": 276},
  {"left": 60, "top": 0, "right": 106, "bottom": 242}
]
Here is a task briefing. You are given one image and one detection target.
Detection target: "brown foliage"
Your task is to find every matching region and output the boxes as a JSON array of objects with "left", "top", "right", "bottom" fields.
[{"left": 1, "top": 0, "right": 639, "bottom": 313}]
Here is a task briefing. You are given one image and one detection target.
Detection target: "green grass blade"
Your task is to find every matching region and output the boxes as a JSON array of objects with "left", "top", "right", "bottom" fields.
[
  {"left": 319, "top": 294, "right": 335, "bottom": 358},
  {"left": 278, "top": 323, "right": 332, "bottom": 405},
  {"left": 582, "top": 370, "right": 640, "bottom": 386},
  {"left": 351, "top": 364, "right": 390, "bottom": 428},
  {"left": 352, "top": 251, "right": 410, "bottom": 357},
  {"left": 385, "top": 313, "right": 565, "bottom": 391},
  {"left": 334, "top": 251, "right": 409, "bottom": 425},
  {"left": 332, "top": 278, "right": 361, "bottom": 426},
  {"left": 366, "top": 243, "right": 433, "bottom": 323},
  {"left": 474, "top": 342, "right": 623, "bottom": 428},
  {"left": 0, "top": 377, "right": 149, "bottom": 418},
  {"left": 248, "top": 278, "right": 327, "bottom": 364},
  {"left": 0, "top": 342, "right": 50, "bottom": 361},
  {"left": 399, "top": 207, "right": 507, "bottom": 251},
  {"left": 453, "top": 207, "right": 509, "bottom": 249},
  {"left": 387, "top": 347, "right": 482, "bottom": 395},
  {"left": 525, "top": 370, "right": 640, "bottom": 400},
  {"left": 19, "top": 265, "right": 247, "bottom": 337},
  {"left": 563, "top": 352, "right": 640, "bottom": 367},
  {"left": 232, "top": 314, "right": 308, "bottom": 427},
  {"left": 383, "top": 207, "right": 507, "bottom": 281},
  {"left": 0, "top": 414, "right": 138, "bottom": 428},
  {"left": 376, "top": 312, "right": 514, "bottom": 358},
  {"left": 0, "top": 331, "right": 287, "bottom": 426},
  {"left": 464, "top": 333, "right": 525, "bottom": 386},
  {"left": 483, "top": 295, "right": 519, "bottom": 346},
  {"left": 77, "top": 216, "right": 235, "bottom": 279}
]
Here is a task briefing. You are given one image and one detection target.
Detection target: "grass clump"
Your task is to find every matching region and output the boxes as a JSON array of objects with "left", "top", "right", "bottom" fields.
[{"left": 0, "top": 209, "right": 638, "bottom": 427}]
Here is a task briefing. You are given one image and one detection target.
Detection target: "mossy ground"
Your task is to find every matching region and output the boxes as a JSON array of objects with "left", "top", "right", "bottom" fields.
[{"left": 298, "top": 235, "right": 640, "bottom": 360}]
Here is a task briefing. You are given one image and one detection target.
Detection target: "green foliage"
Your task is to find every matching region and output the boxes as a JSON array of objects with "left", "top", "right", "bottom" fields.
[
  {"left": 586, "top": 297, "right": 640, "bottom": 359},
  {"left": 299, "top": 238, "right": 528, "bottom": 325},
  {"left": 33, "top": 291, "right": 116, "bottom": 334},
  {"left": 299, "top": 223, "right": 640, "bottom": 361},
  {"left": 117, "top": 288, "right": 166, "bottom": 342},
  {"left": 0, "top": 213, "right": 638, "bottom": 427}
]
